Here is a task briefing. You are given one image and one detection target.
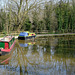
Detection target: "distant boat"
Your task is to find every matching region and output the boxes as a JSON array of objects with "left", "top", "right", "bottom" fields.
[
  {"left": 18, "top": 31, "right": 36, "bottom": 40},
  {"left": 0, "top": 36, "right": 15, "bottom": 55}
]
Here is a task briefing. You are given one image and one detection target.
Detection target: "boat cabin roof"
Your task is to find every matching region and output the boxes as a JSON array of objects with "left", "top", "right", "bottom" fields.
[
  {"left": 19, "top": 32, "right": 29, "bottom": 36},
  {"left": 0, "top": 36, "right": 14, "bottom": 42}
]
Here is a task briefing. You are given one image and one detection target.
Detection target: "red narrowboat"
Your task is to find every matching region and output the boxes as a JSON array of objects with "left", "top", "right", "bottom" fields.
[{"left": 0, "top": 36, "right": 15, "bottom": 55}]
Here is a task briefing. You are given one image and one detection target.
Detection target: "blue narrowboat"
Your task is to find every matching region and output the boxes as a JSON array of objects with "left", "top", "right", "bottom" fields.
[{"left": 18, "top": 32, "right": 36, "bottom": 40}]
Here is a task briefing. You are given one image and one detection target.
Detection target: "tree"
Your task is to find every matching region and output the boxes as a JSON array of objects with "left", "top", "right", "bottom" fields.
[
  {"left": 71, "top": 0, "right": 75, "bottom": 32},
  {"left": 0, "top": 9, "right": 6, "bottom": 32},
  {"left": 43, "top": 2, "right": 52, "bottom": 31},
  {"left": 32, "top": 9, "right": 39, "bottom": 32},
  {"left": 22, "top": 17, "right": 32, "bottom": 31},
  {"left": 7, "top": 0, "right": 42, "bottom": 32}
]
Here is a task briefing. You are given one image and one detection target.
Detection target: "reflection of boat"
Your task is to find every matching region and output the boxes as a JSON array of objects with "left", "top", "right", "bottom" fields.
[
  {"left": 18, "top": 31, "right": 36, "bottom": 40},
  {"left": 18, "top": 40, "right": 35, "bottom": 47},
  {"left": 0, "top": 57, "right": 10, "bottom": 64},
  {"left": 19, "top": 42, "right": 35, "bottom": 47},
  {"left": 0, "top": 36, "right": 15, "bottom": 55},
  {"left": 0, "top": 51, "right": 11, "bottom": 64}
]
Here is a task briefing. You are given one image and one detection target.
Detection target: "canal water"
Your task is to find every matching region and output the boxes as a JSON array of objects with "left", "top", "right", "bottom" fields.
[{"left": 0, "top": 35, "right": 75, "bottom": 75}]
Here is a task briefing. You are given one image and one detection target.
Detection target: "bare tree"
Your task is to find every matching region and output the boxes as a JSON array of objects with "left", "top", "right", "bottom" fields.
[{"left": 6, "top": 0, "right": 42, "bottom": 32}]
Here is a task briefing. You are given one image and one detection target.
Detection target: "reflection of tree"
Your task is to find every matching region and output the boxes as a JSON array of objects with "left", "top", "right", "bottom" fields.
[
  {"left": 36, "top": 36, "right": 58, "bottom": 55},
  {"left": 55, "top": 36, "right": 75, "bottom": 57},
  {"left": 6, "top": 36, "right": 75, "bottom": 75},
  {"left": 10, "top": 40, "right": 29, "bottom": 74},
  {"left": 9, "top": 40, "right": 40, "bottom": 74}
]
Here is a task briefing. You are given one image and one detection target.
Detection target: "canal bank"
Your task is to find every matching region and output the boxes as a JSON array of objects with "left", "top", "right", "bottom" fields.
[
  {"left": 37, "top": 33, "right": 75, "bottom": 37},
  {"left": 0, "top": 33, "right": 75, "bottom": 39}
]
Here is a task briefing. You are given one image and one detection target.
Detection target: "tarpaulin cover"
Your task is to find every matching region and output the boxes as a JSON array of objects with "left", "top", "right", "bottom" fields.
[{"left": 19, "top": 32, "right": 28, "bottom": 37}]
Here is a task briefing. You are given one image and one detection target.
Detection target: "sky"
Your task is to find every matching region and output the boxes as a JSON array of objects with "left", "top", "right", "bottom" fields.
[
  {"left": 0, "top": 0, "right": 71, "bottom": 9},
  {"left": 0, "top": 0, "right": 8, "bottom": 8}
]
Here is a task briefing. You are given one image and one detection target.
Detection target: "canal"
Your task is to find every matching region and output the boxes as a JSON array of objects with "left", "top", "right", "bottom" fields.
[{"left": 0, "top": 35, "right": 75, "bottom": 75}]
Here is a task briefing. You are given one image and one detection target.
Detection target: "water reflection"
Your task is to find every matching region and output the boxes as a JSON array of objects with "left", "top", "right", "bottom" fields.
[
  {"left": 0, "top": 35, "right": 75, "bottom": 75},
  {"left": 0, "top": 51, "right": 12, "bottom": 65},
  {"left": 18, "top": 40, "right": 35, "bottom": 47}
]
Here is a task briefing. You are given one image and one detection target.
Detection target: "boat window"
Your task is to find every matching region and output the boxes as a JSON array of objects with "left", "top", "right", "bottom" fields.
[{"left": 28, "top": 33, "right": 29, "bottom": 35}]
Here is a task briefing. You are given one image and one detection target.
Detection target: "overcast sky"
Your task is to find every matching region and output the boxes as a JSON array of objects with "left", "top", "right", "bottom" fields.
[
  {"left": 0, "top": 0, "right": 70, "bottom": 9},
  {"left": 0, "top": 0, "right": 8, "bottom": 8}
]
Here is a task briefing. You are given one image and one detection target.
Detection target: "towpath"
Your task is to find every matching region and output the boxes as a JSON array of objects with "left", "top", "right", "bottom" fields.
[{"left": 37, "top": 33, "right": 75, "bottom": 37}]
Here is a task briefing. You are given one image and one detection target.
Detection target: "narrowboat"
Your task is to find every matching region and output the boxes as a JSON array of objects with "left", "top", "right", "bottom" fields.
[
  {"left": 0, "top": 36, "right": 15, "bottom": 55},
  {"left": 18, "top": 31, "right": 36, "bottom": 40}
]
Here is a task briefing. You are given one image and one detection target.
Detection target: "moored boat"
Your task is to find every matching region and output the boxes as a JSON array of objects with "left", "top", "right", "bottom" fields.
[
  {"left": 0, "top": 36, "right": 15, "bottom": 55},
  {"left": 18, "top": 31, "right": 36, "bottom": 40}
]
